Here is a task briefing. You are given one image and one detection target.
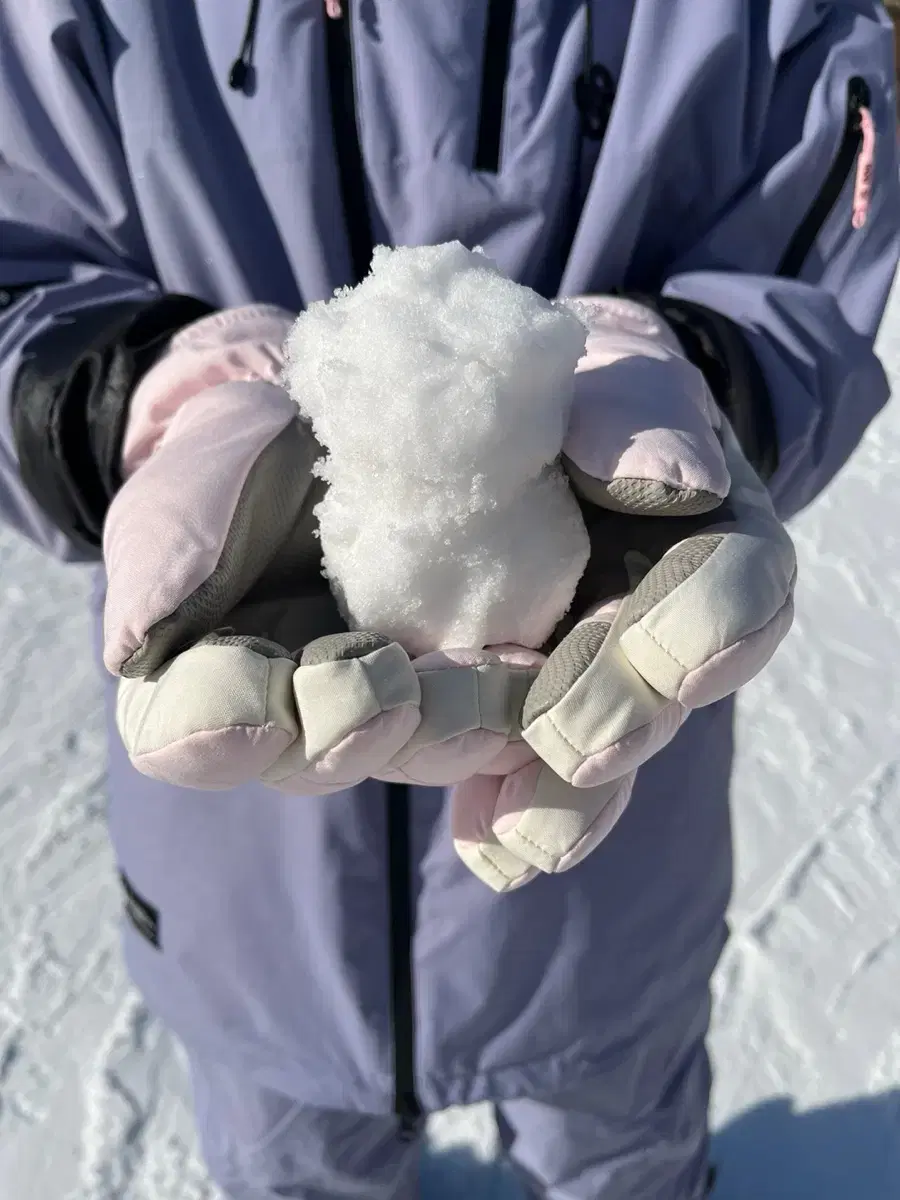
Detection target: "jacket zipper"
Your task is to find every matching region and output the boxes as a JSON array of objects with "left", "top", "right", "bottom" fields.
[
  {"left": 386, "top": 781, "right": 423, "bottom": 1139},
  {"left": 777, "top": 76, "right": 872, "bottom": 279},
  {"left": 324, "top": 5, "right": 421, "bottom": 1136},
  {"left": 325, "top": 2, "right": 374, "bottom": 283},
  {"left": 474, "top": 0, "right": 517, "bottom": 171}
]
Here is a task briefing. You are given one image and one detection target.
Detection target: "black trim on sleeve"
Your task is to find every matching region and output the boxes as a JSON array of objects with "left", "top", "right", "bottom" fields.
[
  {"left": 10, "top": 293, "right": 214, "bottom": 557},
  {"left": 634, "top": 295, "right": 780, "bottom": 483}
]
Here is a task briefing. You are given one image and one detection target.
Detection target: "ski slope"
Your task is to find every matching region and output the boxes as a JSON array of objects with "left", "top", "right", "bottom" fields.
[{"left": 1, "top": 282, "right": 899, "bottom": 1199}]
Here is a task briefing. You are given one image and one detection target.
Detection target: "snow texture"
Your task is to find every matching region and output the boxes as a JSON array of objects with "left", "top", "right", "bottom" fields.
[
  {"left": 0, "top": 280, "right": 899, "bottom": 1199},
  {"left": 285, "top": 242, "right": 590, "bottom": 655}
]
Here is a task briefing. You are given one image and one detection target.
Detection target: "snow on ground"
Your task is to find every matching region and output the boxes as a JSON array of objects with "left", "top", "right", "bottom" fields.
[{"left": 1, "top": 281, "right": 899, "bottom": 1199}]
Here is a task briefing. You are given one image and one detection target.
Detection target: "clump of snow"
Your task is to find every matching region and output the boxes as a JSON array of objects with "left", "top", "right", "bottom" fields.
[{"left": 284, "top": 242, "right": 590, "bottom": 655}]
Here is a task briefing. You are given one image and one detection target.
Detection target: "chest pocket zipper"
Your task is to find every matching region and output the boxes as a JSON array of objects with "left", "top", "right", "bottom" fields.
[{"left": 777, "top": 76, "right": 874, "bottom": 279}]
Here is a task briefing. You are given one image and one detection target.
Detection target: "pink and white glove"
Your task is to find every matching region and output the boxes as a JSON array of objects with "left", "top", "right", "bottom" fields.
[
  {"left": 451, "top": 297, "right": 797, "bottom": 892},
  {"left": 103, "top": 298, "right": 795, "bottom": 894},
  {"left": 103, "top": 306, "right": 533, "bottom": 792}
]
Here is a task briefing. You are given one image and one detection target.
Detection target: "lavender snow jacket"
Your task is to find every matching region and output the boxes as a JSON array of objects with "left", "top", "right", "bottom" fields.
[{"left": 0, "top": 0, "right": 898, "bottom": 1132}]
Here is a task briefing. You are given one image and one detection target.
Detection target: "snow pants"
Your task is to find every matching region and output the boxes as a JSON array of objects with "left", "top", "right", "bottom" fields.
[{"left": 187, "top": 1039, "right": 715, "bottom": 1200}]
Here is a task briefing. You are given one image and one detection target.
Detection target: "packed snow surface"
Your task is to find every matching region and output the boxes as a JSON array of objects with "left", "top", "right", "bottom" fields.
[
  {"left": 285, "top": 242, "right": 590, "bottom": 655},
  {"left": 0, "top": 281, "right": 898, "bottom": 1199}
]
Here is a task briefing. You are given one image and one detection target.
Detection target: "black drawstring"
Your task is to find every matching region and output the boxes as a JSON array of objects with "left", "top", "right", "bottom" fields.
[
  {"left": 229, "top": 1, "right": 609, "bottom": 129},
  {"left": 229, "top": 0, "right": 262, "bottom": 92},
  {"left": 583, "top": 0, "right": 594, "bottom": 80}
]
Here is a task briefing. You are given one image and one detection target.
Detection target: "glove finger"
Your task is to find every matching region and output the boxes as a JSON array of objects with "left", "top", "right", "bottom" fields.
[
  {"left": 104, "top": 384, "right": 318, "bottom": 679},
  {"left": 451, "top": 775, "right": 540, "bottom": 893},
  {"left": 116, "top": 635, "right": 299, "bottom": 790},
  {"left": 377, "top": 649, "right": 540, "bottom": 786},
  {"left": 616, "top": 420, "right": 796, "bottom": 707},
  {"left": 562, "top": 299, "right": 729, "bottom": 516},
  {"left": 478, "top": 740, "right": 539, "bottom": 776},
  {"left": 492, "top": 761, "right": 636, "bottom": 875},
  {"left": 522, "top": 609, "right": 682, "bottom": 786},
  {"left": 524, "top": 453, "right": 794, "bottom": 779},
  {"left": 523, "top": 421, "right": 795, "bottom": 784},
  {"left": 264, "top": 633, "right": 421, "bottom": 793}
]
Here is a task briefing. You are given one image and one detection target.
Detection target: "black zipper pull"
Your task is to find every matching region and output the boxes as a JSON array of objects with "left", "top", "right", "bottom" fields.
[
  {"left": 574, "top": 4, "right": 614, "bottom": 142},
  {"left": 228, "top": 0, "right": 262, "bottom": 92},
  {"left": 575, "top": 62, "right": 615, "bottom": 141}
]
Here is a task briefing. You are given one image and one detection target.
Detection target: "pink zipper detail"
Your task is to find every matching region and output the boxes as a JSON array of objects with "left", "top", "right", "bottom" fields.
[
  {"left": 851, "top": 107, "right": 875, "bottom": 230},
  {"left": 325, "top": 0, "right": 343, "bottom": 17}
]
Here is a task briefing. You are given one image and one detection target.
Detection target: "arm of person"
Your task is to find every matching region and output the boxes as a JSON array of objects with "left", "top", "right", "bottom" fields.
[
  {"left": 0, "top": 4, "right": 211, "bottom": 560},
  {"left": 639, "top": 2, "right": 899, "bottom": 520}
]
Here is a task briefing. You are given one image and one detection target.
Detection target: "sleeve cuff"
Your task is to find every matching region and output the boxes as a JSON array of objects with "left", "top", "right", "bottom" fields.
[{"left": 11, "top": 293, "right": 215, "bottom": 556}]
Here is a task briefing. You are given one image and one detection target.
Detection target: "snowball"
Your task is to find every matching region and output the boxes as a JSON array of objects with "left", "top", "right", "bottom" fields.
[{"left": 284, "top": 242, "right": 591, "bottom": 655}]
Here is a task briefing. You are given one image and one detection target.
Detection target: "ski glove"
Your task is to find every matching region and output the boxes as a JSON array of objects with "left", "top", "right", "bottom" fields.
[
  {"left": 103, "top": 306, "right": 414, "bottom": 790},
  {"left": 451, "top": 297, "right": 797, "bottom": 892},
  {"left": 103, "top": 306, "right": 536, "bottom": 792}
]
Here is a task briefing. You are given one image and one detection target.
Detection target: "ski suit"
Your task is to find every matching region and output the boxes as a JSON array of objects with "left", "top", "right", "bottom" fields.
[{"left": 1, "top": 3, "right": 898, "bottom": 1197}]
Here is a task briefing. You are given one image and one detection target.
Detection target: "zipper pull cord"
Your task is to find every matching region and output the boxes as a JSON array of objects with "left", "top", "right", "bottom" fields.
[
  {"left": 230, "top": 0, "right": 343, "bottom": 91},
  {"left": 852, "top": 104, "right": 876, "bottom": 230},
  {"left": 229, "top": 0, "right": 262, "bottom": 92}
]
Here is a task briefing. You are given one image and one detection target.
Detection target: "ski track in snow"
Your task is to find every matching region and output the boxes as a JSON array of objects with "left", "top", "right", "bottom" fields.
[{"left": 1, "top": 282, "right": 899, "bottom": 1199}]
